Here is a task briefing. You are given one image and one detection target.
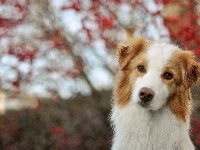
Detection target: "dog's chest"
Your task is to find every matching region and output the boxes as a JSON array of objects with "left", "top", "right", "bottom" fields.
[{"left": 111, "top": 105, "right": 189, "bottom": 150}]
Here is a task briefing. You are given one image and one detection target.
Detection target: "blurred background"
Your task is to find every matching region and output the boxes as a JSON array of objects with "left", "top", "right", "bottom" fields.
[{"left": 0, "top": 0, "right": 200, "bottom": 149}]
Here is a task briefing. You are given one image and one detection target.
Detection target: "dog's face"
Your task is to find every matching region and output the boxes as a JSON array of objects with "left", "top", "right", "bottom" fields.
[
  {"left": 115, "top": 37, "right": 200, "bottom": 120},
  {"left": 131, "top": 42, "right": 178, "bottom": 110}
]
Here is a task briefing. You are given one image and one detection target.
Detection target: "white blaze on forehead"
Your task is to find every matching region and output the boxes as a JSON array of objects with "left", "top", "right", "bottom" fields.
[{"left": 147, "top": 42, "right": 178, "bottom": 69}]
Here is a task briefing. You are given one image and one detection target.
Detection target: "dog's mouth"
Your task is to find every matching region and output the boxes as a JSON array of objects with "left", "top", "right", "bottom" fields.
[{"left": 138, "top": 101, "right": 151, "bottom": 108}]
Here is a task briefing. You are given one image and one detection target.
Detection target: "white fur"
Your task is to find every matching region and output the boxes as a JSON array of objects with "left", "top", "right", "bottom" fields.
[
  {"left": 111, "top": 104, "right": 194, "bottom": 150},
  {"left": 111, "top": 43, "right": 195, "bottom": 150}
]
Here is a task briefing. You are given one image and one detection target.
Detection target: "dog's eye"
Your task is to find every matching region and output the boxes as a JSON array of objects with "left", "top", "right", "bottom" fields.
[
  {"left": 163, "top": 72, "right": 173, "bottom": 80},
  {"left": 137, "top": 65, "right": 146, "bottom": 73}
]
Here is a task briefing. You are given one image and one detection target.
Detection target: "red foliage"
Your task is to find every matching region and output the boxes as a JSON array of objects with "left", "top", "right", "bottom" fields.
[
  {"left": 0, "top": 18, "right": 24, "bottom": 28},
  {"left": 0, "top": 1, "right": 27, "bottom": 28},
  {"left": 0, "top": 122, "right": 4, "bottom": 129},
  {"left": 195, "top": 49, "right": 200, "bottom": 56},
  {"left": 70, "top": 2, "right": 81, "bottom": 12},
  {"left": 49, "top": 126, "right": 66, "bottom": 135},
  {"left": 155, "top": 0, "right": 171, "bottom": 5},
  {"left": 0, "top": 99, "right": 112, "bottom": 149},
  {"left": 191, "top": 118, "right": 200, "bottom": 148},
  {"left": 8, "top": 46, "right": 15, "bottom": 55},
  {"left": 0, "top": 0, "right": 199, "bottom": 113},
  {"left": 82, "top": 27, "right": 92, "bottom": 43},
  {"left": 8, "top": 45, "right": 37, "bottom": 63},
  {"left": 61, "top": 2, "right": 81, "bottom": 12},
  {"left": 160, "top": 0, "right": 200, "bottom": 54},
  {"left": 15, "top": 2, "right": 26, "bottom": 12},
  {"left": 19, "top": 50, "right": 37, "bottom": 62},
  {"left": 0, "top": 0, "right": 6, "bottom": 4},
  {"left": 13, "top": 81, "right": 20, "bottom": 88},
  {"left": 52, "top": 37, "right": 63, "bottom": 47},
  {"left": 101, "top": 16, "right": 115, "bottom": 29}
]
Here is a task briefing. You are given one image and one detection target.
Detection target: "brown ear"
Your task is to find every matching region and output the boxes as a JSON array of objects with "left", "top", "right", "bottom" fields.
[
  {"left": 117, "top": 37, "right": 148, "bottom": 71},
  {"left": 168, "top": 83, "right": 190, "bottom": 122},
  {"left": 186, "top": 63, "right": 200, "bottom": 87},
  {"left": 180, "top": 51, "right": 200, "bottom": 88}
]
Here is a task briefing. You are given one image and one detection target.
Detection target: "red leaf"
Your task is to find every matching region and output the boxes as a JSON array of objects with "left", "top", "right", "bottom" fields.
[
  {"left": 164, "top": 16, "right": 179, "bottom": 24},
  {"left": 161, "top": 0, "right": 171, "bottom": 5},
  {"left": 15, "top": 3, "right": 25, "bottom": 12},
  {"left": 70, "top": 2, "right": 81, "bottom": 12},
  {"left": 52, "top": 37, "right": 62, "bottom": 47},
  {"left": 0, "top": 0, "right": 6, "bottom": 4},
  {"left": 49, "top": 126, "right": 66, "bottom": 135},
  {"left": 8, "top": 46, "right": 15, "bottom": 55},
  {"left": 194, "top": 49, "right": 200, "bottom": 56},
  {"left": 19, "top": 53, "right": 28, "bottom": 61},
  {"left": 101, "top": 17, "right": 114, "bottom": 28},
  {"left": 90, "top": 1, "right": 99, "bottom": 10},
  {"left": 61, "top": 2, "right": 81, "bottom": 12},
  {"left": 0, "top": 18, "right": 24, "bottom": 28},
  {"left": 191, "top": 118, "right": 200, "bottom": 126},
  {"left": 13, "top": 81, "right": 20, "bottom": 88},
  {"left": 84, "top": 28, "right": 92, "bottom": 42}
]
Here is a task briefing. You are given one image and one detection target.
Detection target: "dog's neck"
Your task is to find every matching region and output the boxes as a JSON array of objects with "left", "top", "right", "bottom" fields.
[{"left": 111, "top": 103, "right": 194, "bottom": 150}]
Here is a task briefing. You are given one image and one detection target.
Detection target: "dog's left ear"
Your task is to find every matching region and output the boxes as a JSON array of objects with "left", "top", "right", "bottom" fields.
[{"left": 180, "top": 51, "right": 200, "bottom": 88}]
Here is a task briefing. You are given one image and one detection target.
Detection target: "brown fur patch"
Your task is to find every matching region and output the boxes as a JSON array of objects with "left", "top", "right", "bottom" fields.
[
  {"left": 113, "top": 71, "right": 133, "bottom": 106},
  {"left": 168, "top": 85, "right": 190, "bottom": 122},
  {"left": 117, "top": 37, "right": 149, "bottom": 71},
  {"left": 167, "top": 50, "right": 200, "bottom": 121},
  {"left": 114, "top": 37, "right": 150, "bottom": 106}
]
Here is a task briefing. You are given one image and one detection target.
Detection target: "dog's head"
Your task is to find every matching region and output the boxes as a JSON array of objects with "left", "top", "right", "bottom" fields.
[{"left": 114, "top": 37, "right": 200, "bottom": 121}]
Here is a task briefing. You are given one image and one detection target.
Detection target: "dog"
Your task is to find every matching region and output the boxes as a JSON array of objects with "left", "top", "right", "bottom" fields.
[{"left": 110, "top": 35, "right": 200, "bottom": 150}]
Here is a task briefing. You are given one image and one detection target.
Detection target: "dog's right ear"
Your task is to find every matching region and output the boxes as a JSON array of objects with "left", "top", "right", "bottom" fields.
[
  {"left": 117, "top": 44, "right": 130, "bottom": 70},
  {"left": 117, "top": 37, "right": 148, "bottom": 71}
]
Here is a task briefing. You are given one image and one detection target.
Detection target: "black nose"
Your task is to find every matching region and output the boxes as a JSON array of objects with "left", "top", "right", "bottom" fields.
[{"left": 139, "top": 87, "right": 155, "bottom": 103}]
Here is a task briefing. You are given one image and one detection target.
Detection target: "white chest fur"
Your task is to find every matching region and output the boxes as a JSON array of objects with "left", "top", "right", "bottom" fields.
[{"left": 111, "top": 104, "right": 195, "bottom": 150}]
